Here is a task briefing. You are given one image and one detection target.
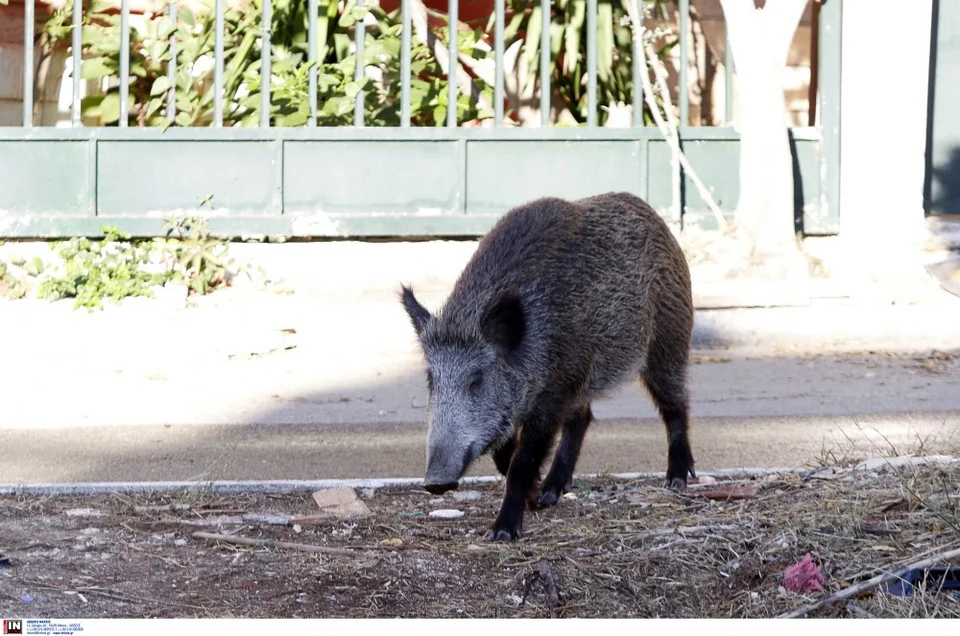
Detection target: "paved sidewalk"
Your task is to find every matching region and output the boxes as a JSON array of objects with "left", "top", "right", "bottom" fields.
[{"left": 1, "top": 240, "right": 959, "bottom": 485}]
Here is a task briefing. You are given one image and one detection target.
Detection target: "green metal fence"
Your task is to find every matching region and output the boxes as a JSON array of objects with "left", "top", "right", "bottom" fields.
[{"left": 0, "top": 0, "right": 840, "bottom": 239}]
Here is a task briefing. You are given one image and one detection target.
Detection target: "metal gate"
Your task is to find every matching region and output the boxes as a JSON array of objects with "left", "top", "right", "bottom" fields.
[{"left": 0, "top": 0, "right": 840, "bottom": 238}]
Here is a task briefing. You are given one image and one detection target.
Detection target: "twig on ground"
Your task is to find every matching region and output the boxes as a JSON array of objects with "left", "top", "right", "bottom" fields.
[
  {"left": 780, "top": 545, "right": 960, "bottom": 618},
  {"left": 539, "top": 558, "right": 562, "bottom": 618},
  {"left": 191, "top": 531, "right": 363, "bottom": 556}
]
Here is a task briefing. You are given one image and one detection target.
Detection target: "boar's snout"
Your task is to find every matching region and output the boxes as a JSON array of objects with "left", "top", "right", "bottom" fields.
[
  {"left": 423, "top": 443, "right": 475, "bottom": 495},
  {"left": 422, "top": 481, "right": 460, "bottom": 495}
]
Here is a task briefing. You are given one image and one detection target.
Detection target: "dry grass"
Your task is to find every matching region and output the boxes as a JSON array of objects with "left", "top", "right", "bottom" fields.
[{"left": 2, "top": 455, "right": 959, "bottom": 618}]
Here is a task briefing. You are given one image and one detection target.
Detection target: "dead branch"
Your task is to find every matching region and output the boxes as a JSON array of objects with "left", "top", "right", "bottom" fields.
[
  {"left": 624, "top": 1, "right": 728, "bottom": 230},
  {"left": 645, "top": 37, "right": 682, "bottom": 222},
  {"left": 538, "top": 558, "right": 562, "bottom": 617},
  {"left": 780, "top": 544, "right": 960, "bottom": 618},
  {"left": 191, "top": 531, "right": 360, "bottom": 556}
]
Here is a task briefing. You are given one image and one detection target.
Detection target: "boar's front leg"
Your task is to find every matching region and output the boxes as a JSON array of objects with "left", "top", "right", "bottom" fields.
[
  {"left": 492, "top": 434, "right": 545, "bottom": 511},
  {"left": 485, "top": 410, "right": 558, "bottom": 542}
]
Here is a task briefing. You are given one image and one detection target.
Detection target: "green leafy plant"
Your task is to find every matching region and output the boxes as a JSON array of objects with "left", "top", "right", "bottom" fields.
[
  {"left": 34, "top": 218, "right": 240, "bottom": 310},
  {"left": 0, "top": 261, "right": 27, "bottom": 300},
  {"left": 38, "top": 0, "right": 676, "bottom": 128},
  {"left": 37, "top": 226, "right": 169, "bottom": 310},
  {"left": 155, "top": 216, "right": 235, "bottom": 296},
  {"left": 501, "top": 0, "right": 672, "bottom": 126},
  {"left": 41, "top": 0, "right": 494, "bottom": 127}
]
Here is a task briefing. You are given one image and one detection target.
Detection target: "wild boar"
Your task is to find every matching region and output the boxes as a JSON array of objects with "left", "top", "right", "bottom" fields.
[{"left": 400, "top": 191, "right": 696, "bottom": 541}]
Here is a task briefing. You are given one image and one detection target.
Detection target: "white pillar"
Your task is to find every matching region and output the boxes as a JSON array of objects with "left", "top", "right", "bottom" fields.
[{"left": 838, "top": 0, "right": 935, "bottom": 294}]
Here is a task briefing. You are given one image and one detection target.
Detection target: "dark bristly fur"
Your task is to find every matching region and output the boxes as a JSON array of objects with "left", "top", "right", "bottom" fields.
[{"left": 400, "top": 192, "right": 696, "bottom": 542}]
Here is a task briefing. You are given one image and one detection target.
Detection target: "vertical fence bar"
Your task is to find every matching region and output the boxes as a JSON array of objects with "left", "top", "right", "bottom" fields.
[
  {"left": 818, "top": 0, "right": 841, "bottom": 231},
  {"left": 354, "top": 0, "right": 365, "bottom": 127},
  {"left": 214, "top": 0, "right": 225, "bottom": 127},
  {"left": 632, "top": 0, "right": 642, "bottom": 127},
  {"left": 119, "top": 0, "right": 130, "bottom": 127},
  {"left": 807, "top": 0, "right": 820, "bottom": 127},
  {"left": 71, "top": 0, "right": 82, "bottom": 126},
  {"left": 308, "top": 0, "right": 318, "bottom": 126},
  {"left": 540, "top": 0, "right": 550, "bottom": 127},
  {"left": 586, "top": 0, "right": 597, "bottom": 127},
  {"left": 678, "top": 0, "right": 688, "bottom": 126},
  {"left": 260, "top": 0, "right": 271, "bottom": 127},
  {"left": 724, "top": 23, "right": 733, "bottom": 125},
  {"left": 23, "top": 0, "right": 35, "bottom": 127},
  {"left": 167, "top": 2, "right": 177, "bottom": 123},
  {"left": 400, "top": 0, "right": 411, "bottom": 126},
  {"left": 494, "top": 0, "right": 504, "bottom": 126},
  {"left": 446, "top": 0, "right": 458, "bottom": 128}
]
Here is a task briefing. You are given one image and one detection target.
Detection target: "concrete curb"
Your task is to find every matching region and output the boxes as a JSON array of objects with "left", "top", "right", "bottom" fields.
[{"left": 0, "top": 467, "right": 809, "bottom": 496}]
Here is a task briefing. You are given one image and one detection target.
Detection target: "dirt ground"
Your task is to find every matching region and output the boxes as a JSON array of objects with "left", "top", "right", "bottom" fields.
[{"left": 1, "top": 462, "right": 959, "bottom": 619}]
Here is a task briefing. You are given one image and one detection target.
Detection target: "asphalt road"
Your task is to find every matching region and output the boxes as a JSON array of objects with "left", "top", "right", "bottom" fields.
[
  {"left": 1, "top": 412, "right": 958, "bottom": 485},
  {"left": 2, "top": 349, "right": 958, "bottom": 484}
]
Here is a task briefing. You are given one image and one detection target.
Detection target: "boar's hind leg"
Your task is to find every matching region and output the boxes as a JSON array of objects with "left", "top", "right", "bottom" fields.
[
  {"left": 485, "top": 409, "right": 559, "bottom": 542},
  {"left": 538, "top": 404, "right": 593, "bottom": 506},
  {"left": 640, "top": 354, "right": 696, "bottom": 490}
]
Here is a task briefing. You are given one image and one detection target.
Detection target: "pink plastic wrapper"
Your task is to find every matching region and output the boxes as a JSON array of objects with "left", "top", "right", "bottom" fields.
[{"left": 782, "top": 553, "right": 825, "bottom": 594}]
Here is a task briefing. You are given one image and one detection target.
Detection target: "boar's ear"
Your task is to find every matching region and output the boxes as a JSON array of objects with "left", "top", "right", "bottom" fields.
[
  {"left": 400, "top": 285, "right": 431, "bottom": 338},
  {"left": 481, "top": 291, "right": 525, "bottom": 353}
]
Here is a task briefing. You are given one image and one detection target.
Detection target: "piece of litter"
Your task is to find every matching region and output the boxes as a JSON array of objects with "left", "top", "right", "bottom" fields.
[
  {"left": 429, "top": 498, "right": 445, "bottom": 505},
  {"left": 20, "top": 594, "right": 34, "bottom": 603},
  {"left": 782, "top": 553, "right": 825, "bottom": 594},
  {"left": 380, "top": 538, "right": 404, "bottom": 548},
  {"left": 429, "top": 509, "right": 465, "bottom": 519},
  {"left": 562, "top": 493, "right": 578, "bottom": 500},
  {"left": 885, "top": 566, "right": 960, "bottom": 597},
  {"left": 695, "top": 476, "right": 717, "bottom": 485},
  {"left": 174, "top": 539, "right": 187, "bottom": 547},
  {"left": 311, "top": 487, "right": 372, "bottom": 519},
  {"left": 65, "top": 508, "right": 102, "bottom": 517},
  {"left": 361, "top": 488, "right": 376, "bottom": 499},
  {"left": 292, "top": 524, "right": 303, "bottom": 534},
  {"left": 453, "top": 490, "right": 483, "bottom": 502}
]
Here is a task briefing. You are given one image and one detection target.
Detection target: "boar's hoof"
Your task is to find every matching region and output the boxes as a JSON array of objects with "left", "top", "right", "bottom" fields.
[
  {"left": 484, "top": 527, "right": 520, "bottom": 542},
  {"left": 664, "top": 476, "right": 688, "bottom": 490},
  {"left": 537, "top": 489, "right": 560, "bottom": 507},
  {"left": 423, "top": 481, "right": 459, "bottom": 495}
]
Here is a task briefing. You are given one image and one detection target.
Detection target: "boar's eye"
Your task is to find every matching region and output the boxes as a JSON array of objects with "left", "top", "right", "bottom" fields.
[{"left": 467, "top": 371, "right": 483, "bottom": 396}]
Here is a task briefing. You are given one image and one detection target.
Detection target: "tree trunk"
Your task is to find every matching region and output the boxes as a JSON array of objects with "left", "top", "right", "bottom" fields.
[{"left": 720, "top": 0, "right": 808, "bottom": 262}]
